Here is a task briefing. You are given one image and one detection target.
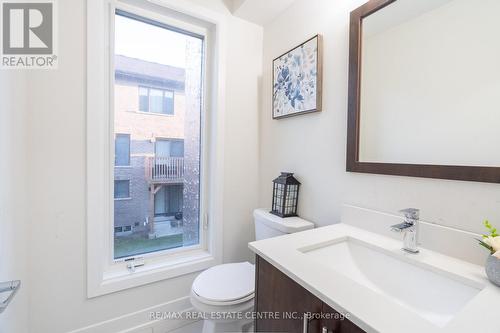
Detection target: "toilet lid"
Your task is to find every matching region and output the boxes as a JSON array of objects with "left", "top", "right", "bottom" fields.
[{"left": 192, "top": 262, "right": 255, "bottom": 303}]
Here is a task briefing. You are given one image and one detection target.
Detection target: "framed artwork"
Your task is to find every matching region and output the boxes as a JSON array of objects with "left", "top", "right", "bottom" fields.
[{"left": 272, "top": 34, "right": 323, "bottom": 119}]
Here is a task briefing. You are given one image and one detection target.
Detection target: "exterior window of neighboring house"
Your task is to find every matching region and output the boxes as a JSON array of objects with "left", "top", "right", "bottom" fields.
[
  {"left": 112, "top": 11, "right": 203, "bottom": 260},
  {"left": 139, "top": 86, "right": 174, "bottom": 115},
  {"left": 115, "top": 226, "right": 132, "bottom": 233},
  {"left": 115, "top": 134, "right": 130, "bottom": 166},
  {"left": 114, "top": 180, "right": 130, "bottom": 199},
  {"left": 155, "top": 139, "right": 184, "bottom": 157}
]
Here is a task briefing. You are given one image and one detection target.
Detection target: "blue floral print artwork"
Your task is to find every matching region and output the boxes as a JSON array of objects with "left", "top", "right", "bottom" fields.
[{"left": 273, "top": 36, "right": 321, "bottom": 118}]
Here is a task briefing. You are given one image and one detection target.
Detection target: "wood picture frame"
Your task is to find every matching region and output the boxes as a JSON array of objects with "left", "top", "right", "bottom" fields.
[
  {"left": 346, "top": 0, "right": 500, "bottom": 183},
  {"left": 272, "top": 34, "right": 323, "bottom": 119}
]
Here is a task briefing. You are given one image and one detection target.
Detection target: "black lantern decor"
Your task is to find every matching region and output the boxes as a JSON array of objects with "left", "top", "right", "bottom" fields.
[{"left": 270, "top": 172, "right": 300, "bottom": 218}]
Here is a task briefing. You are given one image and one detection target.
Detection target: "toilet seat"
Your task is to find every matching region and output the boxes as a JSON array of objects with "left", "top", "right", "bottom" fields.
[{"left": 192, "top": 262, "right": 255, "bottom": 306}]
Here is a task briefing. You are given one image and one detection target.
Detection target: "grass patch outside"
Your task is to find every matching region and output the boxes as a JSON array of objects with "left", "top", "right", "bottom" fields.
[{"left": 114, "top": 233, "right": 184, "bottom": 259}]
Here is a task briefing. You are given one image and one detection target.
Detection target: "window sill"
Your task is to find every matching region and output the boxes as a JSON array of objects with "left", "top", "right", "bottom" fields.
[{"left": 88, "top": 249, "right": 218, "bottom": 298}]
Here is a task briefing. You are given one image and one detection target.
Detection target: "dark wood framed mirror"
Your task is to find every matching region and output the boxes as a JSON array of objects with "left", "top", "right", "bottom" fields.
[{"left": 347, "top": 0, "right": 500, "bottom": 183}]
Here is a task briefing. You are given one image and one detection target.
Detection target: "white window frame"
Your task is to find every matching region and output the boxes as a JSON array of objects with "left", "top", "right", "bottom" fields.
[{"left": 87, "top": 0, "right": 226, "bottom": 298}]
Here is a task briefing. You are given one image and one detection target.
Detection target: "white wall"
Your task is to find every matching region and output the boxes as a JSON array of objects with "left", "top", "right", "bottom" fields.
[
  {"left": 259, "top": 0, "right": 500, "bottom": 236},
  {"left": 19, "top": 0, "right": 262, "bottom": 332},
  {"left": 0, "top": 72, "right": 29, "bottom": 332},
  {"left": 9, "top": 0, "right": 500, "bottom": 331},
  {"left": 223, "top": 16, "right": 262, "bottom": 263}
]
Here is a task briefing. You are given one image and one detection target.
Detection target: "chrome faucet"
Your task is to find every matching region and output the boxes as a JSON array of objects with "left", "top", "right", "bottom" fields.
[{"left": 391, "top": 208, "right": 420, "bottom": 253}]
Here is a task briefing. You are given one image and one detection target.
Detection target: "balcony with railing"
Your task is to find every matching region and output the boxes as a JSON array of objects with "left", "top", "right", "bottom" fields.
[{"left": 146, "top": 156, "right": 184, "bottom": 183}]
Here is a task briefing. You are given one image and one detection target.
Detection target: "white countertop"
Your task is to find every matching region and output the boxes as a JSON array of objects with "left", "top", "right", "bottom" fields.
[{"left": 248, "top": 223, "right": 500, "bottom": 333}]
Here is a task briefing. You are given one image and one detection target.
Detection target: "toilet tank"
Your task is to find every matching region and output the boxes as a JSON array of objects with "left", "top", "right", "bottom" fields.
[{"left": 253, "top": 208, "right": 314, "bottom": 240}]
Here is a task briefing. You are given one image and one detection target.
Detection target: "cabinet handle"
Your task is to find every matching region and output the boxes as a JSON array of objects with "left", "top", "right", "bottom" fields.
[{"left": 302, "top": 313, "right": 310, "bottom": 333}]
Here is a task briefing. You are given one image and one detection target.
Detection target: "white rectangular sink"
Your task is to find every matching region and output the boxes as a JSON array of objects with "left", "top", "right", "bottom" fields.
[{"left": 299, "top": 237, "right": 483, "bottom": 327}]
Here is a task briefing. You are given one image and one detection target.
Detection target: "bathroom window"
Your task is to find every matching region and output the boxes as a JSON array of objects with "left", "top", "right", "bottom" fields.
[
  {"left": 113, "top": 11, "right": 202, "bottom": 259},
  {"left": 87, "top": 0, "right": 223, "bottom": 297}
]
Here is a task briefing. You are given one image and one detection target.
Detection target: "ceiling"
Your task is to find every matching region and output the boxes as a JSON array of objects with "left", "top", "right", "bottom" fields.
[{"left": 226, "top": 0, "right": 297, "bottom": 26}]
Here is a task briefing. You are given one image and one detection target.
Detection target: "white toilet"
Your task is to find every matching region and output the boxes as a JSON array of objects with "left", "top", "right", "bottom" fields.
[{"left": 190, "top": 208, "right": 314, "bottom": 333}]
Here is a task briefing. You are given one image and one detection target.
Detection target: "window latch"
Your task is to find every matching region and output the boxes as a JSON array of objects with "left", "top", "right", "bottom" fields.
[{"left": 125, "top": 257, "right": 145, "bottom": 272}]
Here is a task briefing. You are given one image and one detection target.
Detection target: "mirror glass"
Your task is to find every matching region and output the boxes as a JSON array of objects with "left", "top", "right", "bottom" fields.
[{"left": 359, "top": 0, "right": 500, "bottom": 166}]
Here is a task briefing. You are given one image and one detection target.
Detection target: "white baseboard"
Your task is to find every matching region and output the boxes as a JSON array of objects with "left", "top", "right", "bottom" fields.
[{"left": 68, "top": 296, "right": 199, "bottom": 333}]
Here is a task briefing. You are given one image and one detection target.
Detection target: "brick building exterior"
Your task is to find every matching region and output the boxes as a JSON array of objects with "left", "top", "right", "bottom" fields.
[{"left": 113, "top": 55, "right": 200, "bottom": 242}]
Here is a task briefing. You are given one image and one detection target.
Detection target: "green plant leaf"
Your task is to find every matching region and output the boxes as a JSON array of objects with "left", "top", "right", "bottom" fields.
[{"left": 483, "top": 220, "right": 499, "bottom": 237}]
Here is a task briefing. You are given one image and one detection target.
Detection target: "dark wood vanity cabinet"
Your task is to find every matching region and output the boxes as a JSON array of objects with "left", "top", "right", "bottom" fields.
[
  {"left": 254, "top": 256, "right": 365, "bottom": 333},
  {"left": 321, "top": 303, "right": 366, "bottom": 333}
]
